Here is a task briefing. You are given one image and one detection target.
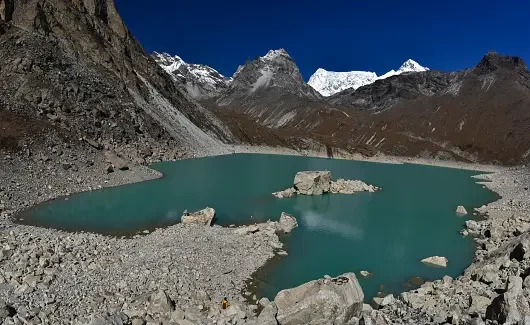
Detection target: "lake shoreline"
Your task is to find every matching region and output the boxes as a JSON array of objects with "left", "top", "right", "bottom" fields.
[{"left": 1, "top": 144, "right": 527, "bottom": 324}]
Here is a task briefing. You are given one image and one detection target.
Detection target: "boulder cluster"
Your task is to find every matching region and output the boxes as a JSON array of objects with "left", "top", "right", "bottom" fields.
[{"left": 273, "top": 171, "right": 379, "bottom": 198}]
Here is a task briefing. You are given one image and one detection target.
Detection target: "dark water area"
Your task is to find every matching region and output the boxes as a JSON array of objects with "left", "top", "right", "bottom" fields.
[{"left": 18, "top": 154, "right": 498, "bottom": 300}]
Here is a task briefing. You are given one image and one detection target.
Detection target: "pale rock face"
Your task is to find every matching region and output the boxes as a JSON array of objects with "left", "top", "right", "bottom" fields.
[
  {"left": 308, "top": 59, "right": 429, "bottom": 96},
  {"left": 181, "top": 207, "right": 216, "bottom": 226},
  {"left": 456, "top": 205, "right": 468, "bottom": 215},
  {"left": 294, "top": 171, "right": 332, "bottom": 195},
  {"left": 421, "top": 256, "right": 448, "bottom": 268},
  {"left": 330, "top": 179, "right": 378, "bottom": 194},
  {"left": 274, "top": 273, "right": 364, "bottom": 325},
  {"left": 486, "top": 276, "right": 530, "bottom": 323},
  {"left": 278, "top": 212, "right": 298, "bottom": 233}
]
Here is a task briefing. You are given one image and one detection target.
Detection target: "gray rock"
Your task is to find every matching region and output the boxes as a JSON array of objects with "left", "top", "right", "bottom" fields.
[
  {"left": 0, "top": 299, "right": 16, "bottom": 319},
  {"left": 274, "top": 273, "right": 364, "bottom": 325},
  {"left": 273, "top": 188, "right": 296, "bottom": 199},
  {"left": 278, "top": 212, "right": 298, "bottom": 234},
  {"left": 371, "top": 295, "right": 394, "bottom": 309},
  {"left": 257, "top": 301, "right": 278, "bottom": 325},
  {"left": 486, "top": 276, "right": 530, "bottom": 324},
  {"left": 468, "top": 295, "right": 491, "bottom": 315},
  {"left": 519, "top": 316, "right": 530, "bottom": 325},
  {"left": 330, "top": 179, "right": 378, "bottom": 194},
  {"left": 294, "top": 171, "right": 331, "bottom": 195},
  {"left": 421, "top": 256, "right": 448, "bottom": 268},
  {"left": 88, "top": 313, "right": 130, "bottom": 325},
  {"left": 456, "top": 206, "right": 468, "bottom": 215},
  {"left": 147, "top": 290, "right": 174, "bottom": 316},
  {"left": 104, "top": 151, "right": 129, "bottom": 171},
  {"left": 181, "top": 207, "right": 216, "bottom": 226}
]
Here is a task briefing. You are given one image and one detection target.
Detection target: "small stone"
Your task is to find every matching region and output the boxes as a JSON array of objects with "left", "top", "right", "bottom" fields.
[
  {"left": 456, "top": 206, "right": 468, "bottom": 215},
  {"left": 421, "top": 256, "right": 448, "bottom": 268},
  {"left": 359, "top": 271, "right": 372, "bottom": 278}
]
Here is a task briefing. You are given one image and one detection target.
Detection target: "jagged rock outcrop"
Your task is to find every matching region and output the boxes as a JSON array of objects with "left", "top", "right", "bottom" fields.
[
  {"left": 274, "top": 171, "right": 379, "bottom": 197},
  {"left": 0, "top": 0, "right": 234, "bottom": 162},
  {"left": 181, "top": 207, "right": 215, "bottom": 226},
  {"left": 294, "top": 171, "right": 332, "bottom": 195},
  {"left": 152, "top": 52, "right": 231, "bottom": 100},
  {"left": 330, "top": 179, "right": 378, "bottom": 194},
  {"left": 486, "top": 276, "right": 530, "bottom": 324},
  {"left": 215, "top": 49, "right": 335, "bottom": 129},
  {"left": 274, "top": 273, "right": 364, "bottom": 325},
  {"left": 278, "top": 212, "right": 298, "bottom": 234}
]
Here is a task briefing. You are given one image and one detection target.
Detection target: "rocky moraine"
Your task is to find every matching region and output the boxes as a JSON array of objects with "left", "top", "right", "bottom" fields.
[{"left": 2, "top": 140, "right": 530, "bottom": 325}]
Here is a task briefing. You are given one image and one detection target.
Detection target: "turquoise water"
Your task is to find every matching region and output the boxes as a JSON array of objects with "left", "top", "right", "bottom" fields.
[{"left": 18, "top": 154, "right": 497, "bottom": 300}]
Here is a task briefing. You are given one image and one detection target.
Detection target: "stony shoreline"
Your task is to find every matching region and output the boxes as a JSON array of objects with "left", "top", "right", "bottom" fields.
[{"left": 2, "top": 143, "right": 529, "bottom": 324}]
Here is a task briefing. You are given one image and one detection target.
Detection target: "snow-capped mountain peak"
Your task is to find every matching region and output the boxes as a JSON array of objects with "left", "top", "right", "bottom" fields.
[
  {"left": 309, "top": 59, "right": 430, "bottom": 96},
  {"left": 397, "top": 59, "right": 430, "bottom": 74},
  {"left": 308, "top": 68, "right": 378, "bottom": 97},
  {"left": 262, "top": 48, "right": 291, "bottom": 61},
  {"left": 152, "top": 52, "right": 230, "bottom": 100}
]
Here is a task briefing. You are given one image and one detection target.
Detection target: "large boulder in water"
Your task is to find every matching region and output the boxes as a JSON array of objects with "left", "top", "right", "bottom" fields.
[
  {"left": 278, "top": 212, "right": 298, "bottom": 233},
  {"left": 456, "top": 205, "right": 468, "bottom": 215},
  {"left": 181, "top": 207, "right": 215, "bottom": 226},
  {"left": 274, "top": 273, "right": 364, "bottom": 325},
  {"left": 294, "top": 171, "right": 332, "bottom": 195},
  {"left": 421, "top": 256, "right": 448, "bottom": 268}
]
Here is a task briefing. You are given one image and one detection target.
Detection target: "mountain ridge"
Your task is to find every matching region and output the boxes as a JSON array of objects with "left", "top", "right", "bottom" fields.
[{"left": 308, "top": 59, "right": 429, "bottom": 96}]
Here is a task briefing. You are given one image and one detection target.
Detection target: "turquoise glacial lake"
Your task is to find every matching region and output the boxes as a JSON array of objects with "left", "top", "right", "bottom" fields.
[{"left": 19, "top": 154, "right": 498, "bottom": 300}]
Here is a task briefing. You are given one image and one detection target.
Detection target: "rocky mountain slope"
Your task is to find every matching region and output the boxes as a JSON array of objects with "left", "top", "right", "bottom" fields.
[
  {"left": 152, "top": 52, "right": 230, "bottom": 100},
  {"left": 321, "top": 52, "right": 530, "bottom": 165},
  {"left": 0, "top": 0, "right": 234, "bottom": 162},
  {"left": 308, "top": 59, "right": 429, "bottom": 96},
  {"left": 214, "top": 49, "right": 333, "bottom": 128}
]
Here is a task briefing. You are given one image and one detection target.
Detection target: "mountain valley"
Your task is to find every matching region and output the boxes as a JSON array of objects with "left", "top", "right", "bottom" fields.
[{"left": 2, "top": 1, "right": 530, "bottom": 324}]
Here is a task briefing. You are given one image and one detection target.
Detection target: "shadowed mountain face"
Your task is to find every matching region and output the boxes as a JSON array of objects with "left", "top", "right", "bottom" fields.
[
  {"left": 2, "top": 1, "right": 529, "bottom": 166},
  {"left": 309, "top": 52, "right": 530, "bottom": 165},
  {"left": 215, "top": 49, "right": 336, "bottom": 129},
  {"left": 0, "top": 0, "right": 234, "bottom": 157},
  {"left": 210, "top": 50, "right": 530, "bottom": 165}
]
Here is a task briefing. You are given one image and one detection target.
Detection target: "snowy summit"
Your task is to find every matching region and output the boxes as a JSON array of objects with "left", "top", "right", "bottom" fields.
[
  {"left": 308, "top": 69, "right": 378, "bottom": 97},
  {"left": 152, "top": 52, "right": 230, "bottom": 99},
  {"left": 308, "top": 59, "right": 429, "bottom": 96}
]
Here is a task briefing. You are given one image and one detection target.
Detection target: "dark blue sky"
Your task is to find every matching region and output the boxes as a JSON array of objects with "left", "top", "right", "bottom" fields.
[{"left": 116, "top": 0, "right": 529, "bottom": 80}]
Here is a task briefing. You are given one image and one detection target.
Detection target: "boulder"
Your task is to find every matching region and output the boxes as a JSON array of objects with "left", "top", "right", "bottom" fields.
[
  {"left": 147, "top": 290, "right": 174, "bottom": 316},
  {"left": 421, "top": 256, "right": 448, "bottom": 268},
  {"left": 359, "top": 271, "right": 372, "bottom": 278},
  {"left": 0, "top": 299, "right": 16, "bottom": 319},
  {"left": 456, "top": 206, "right": 468, "bottom": 215},
  {"left": 331, "top": 179, "right": 378, "bottom": 194},
  {"left": 257, "top": 299, "right": 279, "bottom": 325},
  {"left": 466, "top": 220, "right": 482, "bottom": 234},
  {"left": 294, "top": 171, "right": 332, "bottom": 195},
  {"left": 104, "top": 151, "right": 129, "bottom": 171},
  {"left": 181, "top": 208, "right": 215, "bottom": 226},
  {"left": 274, "top": 273, "right": 364, "bottom": 325},
  {"left": 278, "top": 212, "right": 298, "bottom": 234},
  {"left": 468, "top": 295, "right": 492, "bottom": 315},
  {"left": 486, "top": 276, "right": 530, "bottom": 324},
  {"left": 83, "top": 137, "right": 102, "bottom": 150},
  {"left": 273, "top": 188, "right": 296, "bottom": 199}
]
